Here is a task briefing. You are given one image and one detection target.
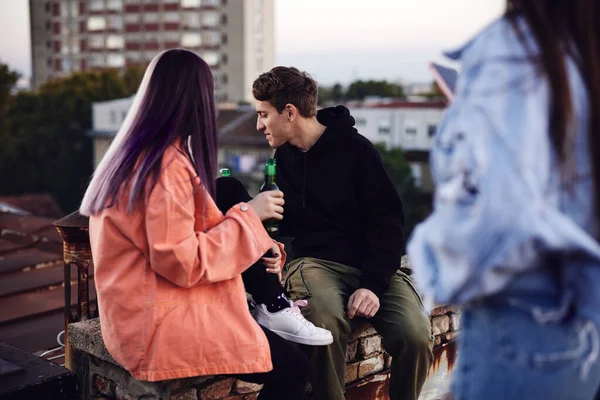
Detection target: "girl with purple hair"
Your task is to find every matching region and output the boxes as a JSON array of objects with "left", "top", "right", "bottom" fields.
[{"left": 79, "top": 49, "right": 324, "bottom": 399}]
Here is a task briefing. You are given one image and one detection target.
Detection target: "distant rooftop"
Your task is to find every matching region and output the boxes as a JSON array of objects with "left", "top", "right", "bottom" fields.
[{"left": 0, "top": 194, "right": 69, "bottom": 361}]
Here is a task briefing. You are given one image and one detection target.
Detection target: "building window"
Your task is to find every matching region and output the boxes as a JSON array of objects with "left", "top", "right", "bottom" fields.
[
  {"left": 61, "top": 1, "right": 69, "bottom": 18},
  {"left": 88, "top": 35, "right": 104, "bottom": 48},
  {"left": 106, "top": 35, "right": 125, "bottom": 49},
  {"left": 202, "top": 51, "right": 219, "bottom": 66},
  {"left": 126, "top": 52, "right": 142, "bottom": 62},
  {"left": 145, "top": 32, "right": 161, "bottom": 42},
  {"left": 87, "top": 17, "right": 106, "bottom": 31},
  {"left": 61, "top": 24, "right": 70, "bottom": 36},
  {"left": 107, "top": 16, "right": 123, "bottom": 30},
  {"left": 107, "top": 0, "right": 123, "bottom": 11},
  {"left": 70, "top": 1, "right": 79, "bottom": 17},
  {"left": 163, "top": 32, "right": 180, "bottom": 43},
  {"left": 202, "top": 12, "right": 219, "bottom": 27},
  {"left": 181, "top": 0, "right": 201, "bottom": 7},
  {"left": 110, "top": 110, "right": 117, "bottom": 123},
  {"left": 61, "top": 58, "right": 71, "bottom": 72},
  {"left": 143, "top": 13, "right": 159, "bottom": 23},
  {"left": 127, "top": 32, "right": 143, "bottom": 41},
  {"left": 221, "top": 74, "right": 228, "bottom": 84},
  {"left": 162, "top": 12, "right": 180, "bottom": 23},
  {"left": 221, "top": 53, "right": 228, "bottom": 64},
  {"left": 125, "top": 14, "right": 141, "bottom": 24},
  {"left": 45, "top": 2, "right": 51, "bottom": 12},
  {"left": 47, "top": 58, "right": 52, "bottom": 67},
  {"left": 71, "top": 57, "right": 81, "bottom": 71},
  {"left": 221, "top": 33, "right": 227, "bottom": 45},
  {"left": 60, "top": 41, "right": 70, "bottom": 54},
  {"left": 378, "top": 125, "right": 391, "bottom": 135},
  {"left": 46, "top": 40, "right": 52, "bottom": 49},
  {"left": 405, "top": 126, "right": 417, "bottom": 135},
  {"left": 355, "top": 118, "right": 367, "bottom": 127},
  {"left": 71, "top": 37, "right": 81, "bottom": 53},
  {"left": 203, "top": 31, "right": 219, "bottom": 46},
  {"left": 90, "top": 54, "right": 106, "bottom": 67},
  {"left": 88, "top": 0, "right": 104, "bottom": 12},
  {"left": 107, "top": 54, "right": 125, "bottom": 67},
  {"left": 181, "top": 32, "right": 202, "bottom": 47},
  {"left": 70, "top": 19, "right": 79, "bottom": 34},
  {"left": 427, "top": 124, "right": 437, "bottom": 137},
  {"left": 182, "top": 13, "right": 201, "bottom": 28},
  {"left": 220, "top": 13, "right": 228, "bottom": 25}
]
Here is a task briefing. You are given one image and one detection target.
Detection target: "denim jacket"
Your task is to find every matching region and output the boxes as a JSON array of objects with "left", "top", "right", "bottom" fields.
[{"left": 407, "top": 17, "right": 600, "bottom": 318}]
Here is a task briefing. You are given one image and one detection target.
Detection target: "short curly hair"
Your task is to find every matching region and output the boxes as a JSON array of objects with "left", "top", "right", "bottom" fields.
[{"left": 252, "top": 66, "right": 318, "bottom": 118}]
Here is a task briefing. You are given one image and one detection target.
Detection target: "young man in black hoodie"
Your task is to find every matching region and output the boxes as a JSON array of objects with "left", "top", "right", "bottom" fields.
[{"left": 253, "top": 67, "right": 434, "bottom": 400}]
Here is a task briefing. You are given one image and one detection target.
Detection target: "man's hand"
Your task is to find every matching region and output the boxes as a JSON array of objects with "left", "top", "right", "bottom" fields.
[{"left": 347, "top": 288, "right": 380, "bottom": 319}]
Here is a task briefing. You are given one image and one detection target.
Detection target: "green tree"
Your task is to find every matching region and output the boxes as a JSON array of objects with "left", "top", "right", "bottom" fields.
[
  {"left": 345, "top": 79, "right": 404, "bottom": 100},
  {"left": 331, "top": 83, "right": 344, "bottom": 103},
  {"left": 0, "top": 63, "right": 20, "bottom": 115},
  {"left": 317, "top": 85, "right": 332, "bottom": 105},
  {"left": 423, "top": 80, "right": 445, "bottom": 99},
  {"left": 0, "top": 67, "right": 144, "bottom": 212},
  {"left": 122, "top": 66, "right": 145, "bottom": 94},
  {"left": 373, "top": 143, "right": 430, "bottom": 249},
  {"left": 0, "top": 63, "right": 21, "bottom": 185}
]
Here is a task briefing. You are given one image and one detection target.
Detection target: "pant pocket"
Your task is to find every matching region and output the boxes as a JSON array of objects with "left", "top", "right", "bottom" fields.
[
  {"left": 395, "top": 270, "right": 426, "bottom": 310},
  {"left": 284, "top": 261, "right": 311, "bottom": 300}
]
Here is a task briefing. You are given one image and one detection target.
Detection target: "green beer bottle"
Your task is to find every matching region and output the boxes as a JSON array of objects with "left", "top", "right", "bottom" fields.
[
  {"left": 260, "top": 158, "right": 279, "bottom": 238},
  {"left": 219, "top": 168, "right": 231, "bottom": 177}
]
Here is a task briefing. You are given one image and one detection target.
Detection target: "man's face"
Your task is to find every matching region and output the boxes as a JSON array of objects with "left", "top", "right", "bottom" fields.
[{"left": 255, "top": 100, "right": 292, "bottom": 149}]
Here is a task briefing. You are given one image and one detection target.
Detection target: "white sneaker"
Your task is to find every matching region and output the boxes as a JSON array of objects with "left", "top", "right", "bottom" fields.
[{"left": 254, "top": 300, "right": 334, "bottom": 346}]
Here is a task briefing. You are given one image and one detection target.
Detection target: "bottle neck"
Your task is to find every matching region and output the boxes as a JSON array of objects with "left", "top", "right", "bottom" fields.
[{"left": 264, "top": 173, "right": 276, "bottom": 185}]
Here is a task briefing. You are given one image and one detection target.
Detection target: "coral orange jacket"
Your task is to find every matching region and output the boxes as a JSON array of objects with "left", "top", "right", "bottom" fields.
[{"left": 89, "top": 144, "right": 282, "bottom": 381}]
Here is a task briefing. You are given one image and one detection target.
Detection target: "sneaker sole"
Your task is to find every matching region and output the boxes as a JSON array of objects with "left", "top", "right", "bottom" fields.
[{"left": 269, "top": 329, "right": 334, "bottom": 346}]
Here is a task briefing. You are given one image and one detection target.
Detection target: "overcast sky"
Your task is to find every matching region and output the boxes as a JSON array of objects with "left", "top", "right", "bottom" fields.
[{"left": 0, "top": 0, "right": 505, "bottom": 85}]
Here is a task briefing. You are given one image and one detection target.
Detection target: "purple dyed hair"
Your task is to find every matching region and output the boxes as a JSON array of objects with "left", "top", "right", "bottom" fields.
[{"left": 80, "top": 49, "right": 218, "bottom": 216}]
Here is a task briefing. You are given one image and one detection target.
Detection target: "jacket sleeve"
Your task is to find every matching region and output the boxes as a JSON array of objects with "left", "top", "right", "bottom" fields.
[
  {"left": 145, "top": 160, "right": 274, "bottom": 288},
  {"left": 356, "top": 145, "right": 405, "bottom": 297}
]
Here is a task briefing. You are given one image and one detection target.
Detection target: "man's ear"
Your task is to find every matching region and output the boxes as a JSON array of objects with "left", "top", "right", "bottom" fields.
[{"left": 285, "top": 104, "right": 298, "bottom": 121}]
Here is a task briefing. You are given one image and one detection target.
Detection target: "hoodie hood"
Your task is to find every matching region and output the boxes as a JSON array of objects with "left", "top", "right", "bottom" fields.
[
  {"left": 316, "top": 105, "right": 356, "bottom": 130},
  {"left": 301, "top": 105, "right": 357, "bottom": 156}
]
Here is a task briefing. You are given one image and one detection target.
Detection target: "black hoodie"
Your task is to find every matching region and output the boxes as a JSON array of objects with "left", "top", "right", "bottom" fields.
[{"left": 275, "top": 105, "right": 405, "bottom": 297}]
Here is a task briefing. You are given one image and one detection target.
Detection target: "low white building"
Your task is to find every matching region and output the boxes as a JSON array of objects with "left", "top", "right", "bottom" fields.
[
  {"left": 89, "top": 96, "right": 134, "bottom": 168},
  {"left": 349, "top": 100, "right": 447, "bottom": 191}
]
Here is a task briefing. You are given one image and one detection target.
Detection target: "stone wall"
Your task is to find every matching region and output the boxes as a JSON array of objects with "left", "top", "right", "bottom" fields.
[{"left": 71, "top": 305, "right": 460, "bottom": 400}]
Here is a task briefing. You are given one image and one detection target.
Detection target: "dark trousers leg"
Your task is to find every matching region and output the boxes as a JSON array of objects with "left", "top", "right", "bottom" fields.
[
  {"left": 233, "top": 326, "right": 309, "bottom": 400},
  {"left": 215, "top": 177, "right": 284, "bottom": 304}
]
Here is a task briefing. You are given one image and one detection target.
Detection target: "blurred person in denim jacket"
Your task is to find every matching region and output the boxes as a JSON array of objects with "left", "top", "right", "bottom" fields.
[{"left": 408, "top": 1, "right": 600, "bottom": 398}]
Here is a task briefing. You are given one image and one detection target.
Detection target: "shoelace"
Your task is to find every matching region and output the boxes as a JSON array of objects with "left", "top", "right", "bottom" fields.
[{"left": 288, "top": 300, "right": 313, "bottom": 329}]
